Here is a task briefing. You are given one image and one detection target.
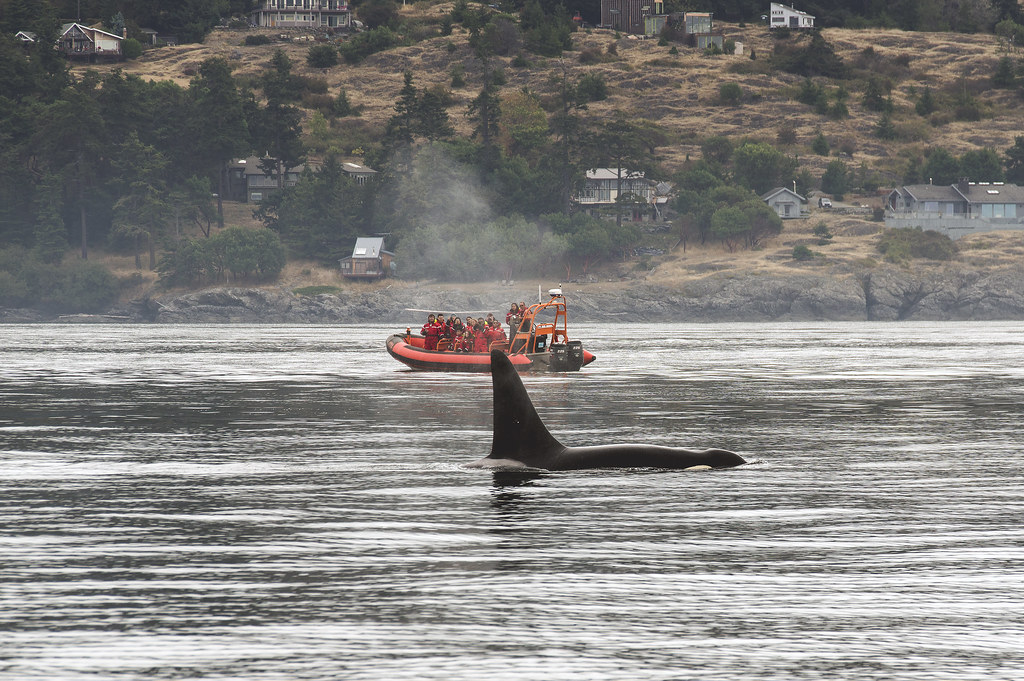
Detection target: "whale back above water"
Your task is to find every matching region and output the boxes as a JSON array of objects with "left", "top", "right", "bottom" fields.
[{"left": 467, "top": 350, "right": 747, "bottom": 471}]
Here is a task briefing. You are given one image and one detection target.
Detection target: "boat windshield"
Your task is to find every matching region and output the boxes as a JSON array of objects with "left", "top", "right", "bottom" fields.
[{"left": 510, "top": 295, "right": 569, "bottom": 353}]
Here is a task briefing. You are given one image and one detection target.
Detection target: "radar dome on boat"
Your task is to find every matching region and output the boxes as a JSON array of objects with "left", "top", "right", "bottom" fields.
[{"left": 548, "top": 287, "right": 562, "bottom": 297}]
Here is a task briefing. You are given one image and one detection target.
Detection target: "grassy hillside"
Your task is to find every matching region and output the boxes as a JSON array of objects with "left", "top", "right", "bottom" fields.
[{"left": 74, "top": 3, "right": 1024, "bottom": 292}]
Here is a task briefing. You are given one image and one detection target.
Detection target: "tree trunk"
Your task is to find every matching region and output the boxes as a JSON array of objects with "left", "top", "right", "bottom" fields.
[
  {"left": 78, "top": 151, "right": 88, "bottom": 260},
  {"left": 217, "top": 163, "right": 225, "bottom": 228}
]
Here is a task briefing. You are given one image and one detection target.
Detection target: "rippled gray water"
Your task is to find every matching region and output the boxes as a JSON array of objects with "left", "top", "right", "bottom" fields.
[{"left": 1, "top": 322, "right": 1023, "bottom": 681}]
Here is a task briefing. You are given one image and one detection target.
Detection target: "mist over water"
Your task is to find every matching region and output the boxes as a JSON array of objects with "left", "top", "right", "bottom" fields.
[{"left": 2, "top": 322, "right": 1023, "bottom": 680}]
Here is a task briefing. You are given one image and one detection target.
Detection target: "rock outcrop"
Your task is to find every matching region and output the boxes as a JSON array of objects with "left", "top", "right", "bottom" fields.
[
  {"left": 136, "top": 265, "right": 1024, "bottom": 324},
  {"left": 9, "top": 265, "right": 1024, "bottom": 324}
]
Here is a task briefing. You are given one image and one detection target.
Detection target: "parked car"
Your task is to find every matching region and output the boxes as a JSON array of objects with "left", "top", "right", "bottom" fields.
[{"left": 818, "top": 197, "right": 833, "bottom": 208}]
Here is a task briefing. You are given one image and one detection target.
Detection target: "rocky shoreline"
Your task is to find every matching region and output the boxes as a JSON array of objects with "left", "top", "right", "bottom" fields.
[{"left": 6, "top": 264, "right": 1024, "bottom": 324}]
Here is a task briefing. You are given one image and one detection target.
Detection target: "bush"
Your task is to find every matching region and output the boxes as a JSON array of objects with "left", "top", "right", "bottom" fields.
[
  {"left": 792, "top": 244, "right": 815, "bottom": 260},
  {"left": 307, "top": 44, "right": 339, "bottom": 68},
  {"left": 0, "top": 247, "right": 118, "bottom": 313},
  {"left": 719, "top": 81, "right": 743, "bottom": 105},
  {"left": 122, "top": 37, "right": 143, "bottom": 60},
  {"left": 339, "top": 26, "right": 404, "bottom": 64},
  {"left": 244, "top": 34, "right": 272, "bottom": 46},
  {"left": 877, "top": 227, "right": 957, "bottom": 262},
  {"left": 157, "top": 227, "right": 285, "bottom": 286},
  {"left": 576, "top": 72, "right": 608, "bottom": 102},
  {"left": 811, "top": 131, "right": 830, "bottom": 156}
]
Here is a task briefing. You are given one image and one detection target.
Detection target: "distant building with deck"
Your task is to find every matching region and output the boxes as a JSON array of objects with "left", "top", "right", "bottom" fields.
[
  {"left": 885, "top": 181, "right": 1024, "bottom": 240},
  {"left": 339, "top": 237, "right": 395, "bottom": 280}
]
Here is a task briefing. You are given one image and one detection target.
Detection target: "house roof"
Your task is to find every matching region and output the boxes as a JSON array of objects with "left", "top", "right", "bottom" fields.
[
  {"left": 771, "top": 3, "right": 814, "bottom": 18},
  {"left": 351, "top": 237, "right": 388, "bottom": 258},
  {"left": 16, "top": 30, "right": 37, "bottom": 41},
  {"left": 899, "top": 184, "right": 961, "bottom": 202},
  {"left": 586, "top": 168, "right": 647, "bottom": 181},
  {"left": 341, "top": 161, "right": 377, "bottom": 176},
  {"left": 955, "top": 182, "right": 1024, "bottom": 204},
  {"left": 60, "top": 22, "right": 124, "bottom": 40},
  {"left": 232, "top": 156, "right": 307, "bottom": 176},
  {"left": 760, "top": 187, "right": 806, "bottom": 202}
]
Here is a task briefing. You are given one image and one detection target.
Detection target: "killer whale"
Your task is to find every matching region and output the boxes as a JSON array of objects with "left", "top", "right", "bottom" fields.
[{"left": 466, "top": 350, "right": 746, "bottom": 471}]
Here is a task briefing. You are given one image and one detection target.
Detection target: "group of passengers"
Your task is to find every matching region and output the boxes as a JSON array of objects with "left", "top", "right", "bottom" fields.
[{"left": 420, "top": 311, "right": 513, "bottom": 353}]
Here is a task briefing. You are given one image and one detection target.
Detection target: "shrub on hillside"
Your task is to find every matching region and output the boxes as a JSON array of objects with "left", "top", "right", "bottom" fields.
[
  {"left": 157, "top": 227, "right": 285, "bottom": 287},
  {"left": 122, "top": 38, "right": 143, "bottom": 60},
  {"left": 877, "top": 227, "right": 957, "bottom": 263},
  {"left": 307, "top": 44, "right": 339, "bottom": 68},
  {"left": 339, "top": 26, "right": 404, "bottom": 64},
  {"left": 576, "top": 72, "right": 608, "bottom": 102},
  {"left": 0, "top": 247, "right": 118, "bottom": 313}
]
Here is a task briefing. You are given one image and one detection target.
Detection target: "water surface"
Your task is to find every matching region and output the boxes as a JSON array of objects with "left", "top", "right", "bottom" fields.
[{"left": 2, "top": 322, "right": 1023, "bottom": 680}]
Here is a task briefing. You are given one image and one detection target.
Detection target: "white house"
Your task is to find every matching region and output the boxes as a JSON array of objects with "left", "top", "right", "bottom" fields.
[
  {"left": 250, "top": 0, "right": 352, "bottom": 29},
  {"left": 58, "top": 22, "right": 124, "bottom": 59},
  {"left": 576, "top": 168, "right": 661, "bottom": 222},
  {"left": 761, "top": 187, "right": 807, "bottom": 218},
  {"left": 768, "top": 3, "right": 815, "bottom": 29}
]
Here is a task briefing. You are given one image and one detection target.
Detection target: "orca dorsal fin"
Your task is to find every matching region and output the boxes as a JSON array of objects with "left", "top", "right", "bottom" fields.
[{"left": 488, "top": 350, "right": 564, "bottom": 465}]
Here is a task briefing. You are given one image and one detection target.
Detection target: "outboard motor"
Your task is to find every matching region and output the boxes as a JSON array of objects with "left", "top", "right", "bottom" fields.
[
  {"left": 566, "top": 340, "right": 584, "bottom": 371},
  {"left": 548, "top": 343, "right": 568, "bottom": 372}
]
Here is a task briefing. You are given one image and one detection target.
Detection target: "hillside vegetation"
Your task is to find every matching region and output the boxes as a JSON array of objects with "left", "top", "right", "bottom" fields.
[{"left": 6, "top": 0, "right": 1024, "bottom": 312}]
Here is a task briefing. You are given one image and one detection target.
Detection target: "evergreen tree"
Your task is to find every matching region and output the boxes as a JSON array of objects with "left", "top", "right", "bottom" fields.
[
  {"left": 915, "top": 86, "right": 936, "bottom": 116},
  {"left": 875, "top": 111, "right": 897, "bottom": 140},
  {"left": 189, "top": 58, "right": 250, "bottom": 225},
  {"left": 821, "top": 159, "right": 850, "bottom": 199},
  {"left": 33, "top": 81, "right": 108, "bottom": 260},
  {"left": 960, "top": 148, "right": 1005, "bottom": 182},
  {"left": 467, "top": 73, "right": 502, "bottom": 163},
  {"left": 811, "top": 131, "right": 830, "bottom": 156},
  {"left": 922, "top": 148, "right": 961, "bottom": 185},
  {"left": 992, "top": 56, "right": 1016, "bottom": 88},
  {"left": 1004, "top": 136, "right": 1024, "bottom": 184},
  {"left": 32, "top": 174, "right": 68, "bottom": 264}
]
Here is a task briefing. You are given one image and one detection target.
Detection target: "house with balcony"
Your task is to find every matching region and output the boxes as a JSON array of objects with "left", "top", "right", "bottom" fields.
[
  {"left": 58, "top": 22, "right": 124, "bottom": 61},
  {"left": 885, "top": 181, "right": 1024, "bottom": 240},
  {"left": 228, "top": 156, "right": 310, "bottom": 203},
  {"left": 575, "top": 168, "right": 662, "bottom": 222},
  {"left": 768, "top": 3, "right": 815, "bottom": 29},
  {"left": 250, "top": 0, "right": 352, "bottom": 29}
]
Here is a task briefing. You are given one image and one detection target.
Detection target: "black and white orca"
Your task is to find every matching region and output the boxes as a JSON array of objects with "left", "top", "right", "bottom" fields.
[{"left": 467, "top": 350, "right": 747, "bottom": 471}]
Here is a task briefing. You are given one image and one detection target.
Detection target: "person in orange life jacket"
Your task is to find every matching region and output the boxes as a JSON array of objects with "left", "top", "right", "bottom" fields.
[
  {"left": 421, "top": 314, "right": 441, "bottom": 351},
  {"left": 472, "top": 321, "right": 489, "bottom": 353},
  {"left": 450, "top": 317, "right": 464, "bottom": 340},
  {"left": 435, "top": 314, "right": 448, "bottom": 340}
]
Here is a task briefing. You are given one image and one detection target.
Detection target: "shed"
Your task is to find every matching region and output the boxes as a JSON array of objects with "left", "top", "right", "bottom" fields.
[
  {"left": 761, "top": 187, "right": 806, "bottom": 219},
  {"left": 339, "top": 237, "right": 395, "bottom": 280}
]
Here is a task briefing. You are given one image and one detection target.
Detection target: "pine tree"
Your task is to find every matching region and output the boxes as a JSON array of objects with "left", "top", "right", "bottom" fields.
[{"left": 31, "top": 174, "right": 68, "bottom": 264}]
